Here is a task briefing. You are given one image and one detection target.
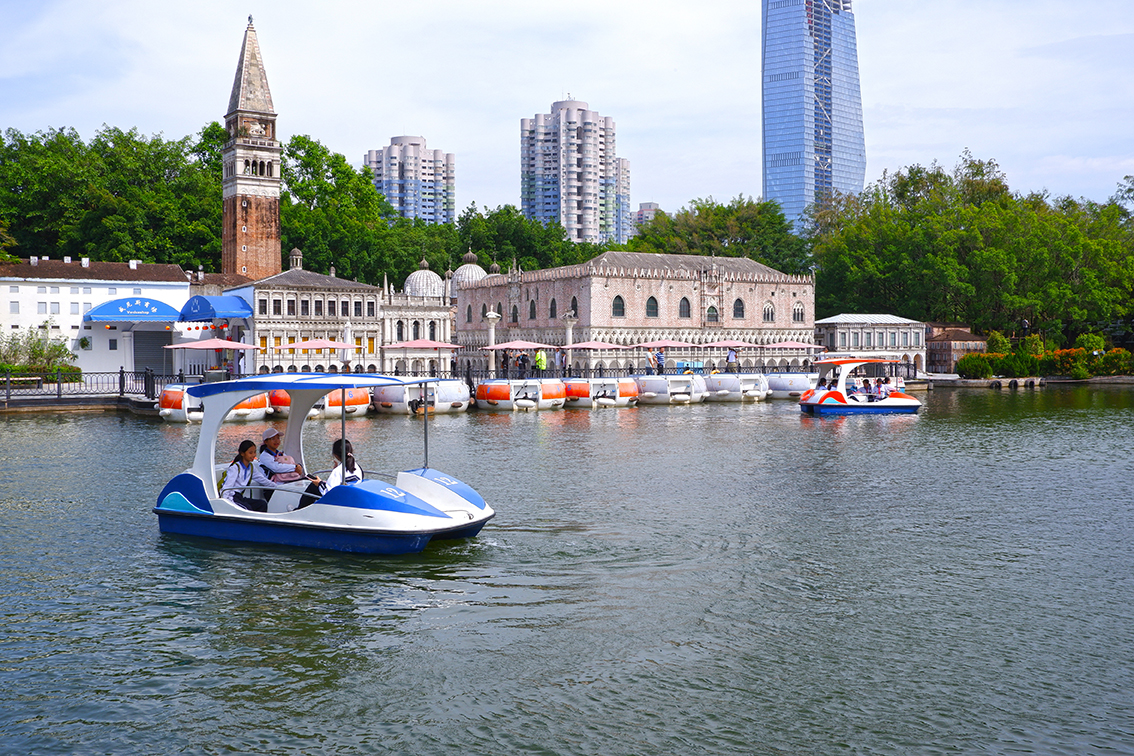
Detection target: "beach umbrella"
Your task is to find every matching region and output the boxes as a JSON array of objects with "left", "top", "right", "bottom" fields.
[
  {"left": 481, "top": 339, "right": 558, "bottom": 351},
  {"left": 386, "top": 338, "right": 462, "bottom": 377}
]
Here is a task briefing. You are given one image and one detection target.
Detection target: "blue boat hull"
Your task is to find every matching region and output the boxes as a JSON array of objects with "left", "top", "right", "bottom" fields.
[{"left": 153, "top": 509, "right": 485, "bottom": 555}]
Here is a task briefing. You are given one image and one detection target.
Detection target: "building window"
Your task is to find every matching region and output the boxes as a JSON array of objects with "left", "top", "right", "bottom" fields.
[
  {"left": 50, "top": 287, "right": 59, "bottom": 294},
  {"left": 510, "top": 305, "right": 519, "bottom": 323},
  {"left": 733, "top": 299, "right": 745, "bottom": 319},
  {"left": 259, "top": 299, "right": 267, "bottom": 315},
  {"left": 108, "top": 288, "right": 116, "bottom": 295},
  {"left": 646, "top": 297, "right": 658, "bottom": 318},
  {"left": 287, "top": 300, "right": 296, "bottom": 316},
  {"left": 50, "top": 302, "right": 60, "bottom": 315},
  {"left": 792, "top": 302, "right": 804, "bottom": 323},
  {"left": 914, "top": 332, "right": 921, "bottom": 346},
  {"left": 707, "top": 306, "right": 719, "bottom": 323},
  {"left": 341, "top": 300, "right": 349, "bottom": 318},
  {"left": 902, "top": 332, "right": 909, "bottom": 347},
  {"left": 529, "top": 300, "right": 536, "bottom": 320},
  {"left": 549, "top": 299, "right": 557, "bottom": 319},
  {"left": 109, "top": 339, "right": 118, "bottom": 351},
  {"left": 9, "top": 302, "right": 17, "bottom": 314},
  {"left": 763, "top": 303, "right": 775, "bottom": 323},
  {"left": 354, "top": 301, "right": 362, "bottom": 318},
  {"left": 272, "top": 299, "right": 282, "bottom": 315},
  {"left": 865, "top": 332, "right": 872, "bottom": 348},
  {"left": 70, "top": 287, "right": 79, "bottom": 295},
  {"left": 83, "top": 303, "right": 90, "bottom": 313},
  {"left": 429, "top": 321, "right": 436, "bottom": 340},
  {"left": 83, "top": 287, "right": 91, "bottom": 295},
  {"left": 852, "top": 332, "right": 859, "bottom": 348},
  {"left": 612, "top": 296, "right": 625, "bottom": 317},
  {"left": 328, "top": 300, "right": 336, "bottom": 317},
  {"left": 890, "top": 332, "right": 897, "bottom": 347},
  {"left": 367, "top": 301, "right": 375, "bottom": 318},
  {"left": 466, "top": 305, "right": 473, "bottom": 323},
  {"left": 413, "top": 321, "right": 421, "bottom": 339},
  {"left": 133, "top": 288, "right": 141, "bottom": 296},
  {"left": 70, "top": 302, "right": 79, "bottom": 315},
  {"left": 496, "top": 302, "right": 502, "bottom": 316},
  {"left": 38, "top": 302, "right": 47, "bottom": 314},
  {"left": 570, "top": 297, "right": 578, "bottom": 316},
  {"left": 839, "top": 333, "right": 846, "bottom": 347},
  {"left": 300, "top": 300, "right": 309, "bottom": 316},
  {"left": 37, "top": 286, "right": 46, "bottom": 294},
  {"left": 481, "top": 303, "right": 487, "bottom": 319},
  {"left": 396, "top": 321, "right": 404, "bottom": 341},
  {"left": 315, "top": 300, "right": 323, "bottom": 316},
  {"left": 9, "top": 286, "right": 17, "bottom": 293},
  {"left": 679, "top": 297, "right": 691, "bottom": 318}
]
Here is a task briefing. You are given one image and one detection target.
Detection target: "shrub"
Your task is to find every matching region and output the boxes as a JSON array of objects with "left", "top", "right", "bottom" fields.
[
  {"left": 997, "top": 353, "right": 1038, "bottom": 378},
  {"left": 1069, "top": 364, "right": 1091, "bottom": 380},
  {"left": 1020, "top": 334, "right": 1045, "bottom": 356},
  {"left": 1074, "top": 332, "right": 1106, "bottom": 352},
  {"left": 1099, "top": 348, "right": 1134, "bottom": 376},
  {"left": 986, "top": 330, "right": 1010, "bottom": 354},
  {"left": 957, "top": 353, "right": 993, "bottom": 379}
]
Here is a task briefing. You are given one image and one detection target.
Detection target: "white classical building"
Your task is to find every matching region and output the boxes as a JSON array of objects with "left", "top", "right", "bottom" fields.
[
  {"left": 455, "top": 250, "right": 816, "bottom": 374},
  {"left": 813, "top": 313, "right": 927, "bottom": 372},
  {"left": 228, "top": 250, "right": 455, "bottom": 375},
  {"left": 1, "top": 256, "right": 192, "bottom": 373}
]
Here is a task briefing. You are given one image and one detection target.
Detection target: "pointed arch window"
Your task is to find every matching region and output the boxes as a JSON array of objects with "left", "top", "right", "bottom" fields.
[
  {"left": 792, "top": 302, "right": 805, "bottom": 323},
  {"left": 466, "top": 305, "right": 472, "bottom": 323},
  {"left": 763, "top": 303, "right": 775, "bottom": 323},
  {"left": 413, "top": 321, "right": 421, "bottom": 340},
  {"left": 529, "top": 300, "right": 537, "bottom": 320},
  {"left": 481, "top": 303, "right": 488, "bottom": 319},
  {"left": 429, "top": 321, "right": 436, "bottom": 340},
  {"left": 396, "top": 321, "right": 405, "bottom": 341},
  {"left": 496, "top": 302, "right": 503, "bottom": 316},
  {"left": 679, "top": 297, "right": 691, "bottom": 318},
  {"left": 511, "top": 305, "right": 519, "bottom": 323},
  {"left": 570, "top": 296, "right": 578, "bottom": 316},
  {"left": 646, "top": 296, "right": 658, "bottom": 318},
  {"left": 612, "top": 295, "right": 625, "bottom": 317},
  {"left": 549, "top": 298, "right": 557, "bottom": 319},
  {"left": 707, "top": 306, "right": 719, "bottom": 323},
  {"left": 733, "top": 299, "right": 745, "bottom": 319}
]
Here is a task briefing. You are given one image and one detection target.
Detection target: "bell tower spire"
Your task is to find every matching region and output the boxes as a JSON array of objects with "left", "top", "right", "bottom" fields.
[{"left": 221, "top": 17, "right": 281, "bottom": 281}]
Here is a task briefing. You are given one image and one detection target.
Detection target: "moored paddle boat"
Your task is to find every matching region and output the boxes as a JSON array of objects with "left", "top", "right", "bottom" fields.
[
  {"left": 153, "top": 373, "right": 494, "bottom": 554},
  {"left": 324, "top": 386, "right": 371, "bottom": 418},
  {"left": 633, "top": 373, "right": 708, "bottom": 405},
  {"left": 765, "top": 372, "right": 818, "bottom": 399},
  {"left": 563, "top": 377, "right": 639, "bottom": 408},
  {"left": 475, "top": 378, "right": 566, "bottom": 411},
  {"left": 798, "top": 358, "right": 921, "bottom": 415},
  {"left": 703, "top": 372, "right": 771, "bottom": 402},
  {"left": 158, "top": 384, "right": 270, "bottom": 423},
  {"left": 268, "top": 389, "right": 322, "bottom": 419},
  {"left": 372, "top": 378, "right": 471, "bottom": 414}
]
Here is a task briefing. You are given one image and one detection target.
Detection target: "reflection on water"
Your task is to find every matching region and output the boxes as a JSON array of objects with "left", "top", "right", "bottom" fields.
[{"left": 1, "top": 387, "right": 1133, "bottom": 754}]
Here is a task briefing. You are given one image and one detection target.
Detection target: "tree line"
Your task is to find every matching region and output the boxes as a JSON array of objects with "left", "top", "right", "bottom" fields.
[{"left": 2, "top": 124, "right": 1131, "bottom": 343}]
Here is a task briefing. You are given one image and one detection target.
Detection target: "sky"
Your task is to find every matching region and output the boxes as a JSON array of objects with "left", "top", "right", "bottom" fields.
[{"left": 2, "top": 0, "right": 1132, "bottom": 218}]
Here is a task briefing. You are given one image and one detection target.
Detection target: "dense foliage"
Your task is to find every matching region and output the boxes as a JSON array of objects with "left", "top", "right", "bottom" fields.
[
  {"left": 0, "top": 322, "right": 78, "bottom": 371},
  {"left": 807, "top": 153, "right": 1134, "bottom": 343},
  {"left": 629, "top": 195, "right": 810, "bottom": 275}
]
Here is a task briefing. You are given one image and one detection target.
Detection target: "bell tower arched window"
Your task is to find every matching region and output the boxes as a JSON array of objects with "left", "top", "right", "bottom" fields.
[
  {"left": 612, "top": 296, "right": 625, "bottom": 317},
  {"left": 792, "top": 302, "right": 805, "bottom": 323},
  {"left": 733, "top": 299, "right": 745, "bottom": 319},
  {"left": 763, "top": 303, "right": 775, "bottom": 323},
  {"left": 529, "top": 300, "right": 536, "bottom": 320},
  {"left": 549, "top": 299, "right": 557, "bottom": 319},
  {"left": 679, "top": 297, "right": 691, "bottom": 318},
  {"left": 646, "top": 297, "right": 658, "bottom": 318},
  {"left": 707, "top": 306, "right": 719, "bottom": 323}
]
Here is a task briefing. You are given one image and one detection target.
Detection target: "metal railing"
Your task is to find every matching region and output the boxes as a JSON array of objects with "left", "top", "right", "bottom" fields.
[{"left": 3, "top": 368, "right": 185, "bottom": 402}]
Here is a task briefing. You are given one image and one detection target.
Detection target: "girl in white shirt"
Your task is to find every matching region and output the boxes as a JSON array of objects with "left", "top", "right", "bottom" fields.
[
  {"left": 297, "top": 438, "right": 363, "bottom": 509},
  {"left": 221, "top": 440, "right": 277, "bottom": 512}
]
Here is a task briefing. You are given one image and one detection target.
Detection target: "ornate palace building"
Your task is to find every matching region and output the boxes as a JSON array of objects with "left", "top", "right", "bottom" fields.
[{"left": 454, "top": 251, "right": 815, "bottom": 373}]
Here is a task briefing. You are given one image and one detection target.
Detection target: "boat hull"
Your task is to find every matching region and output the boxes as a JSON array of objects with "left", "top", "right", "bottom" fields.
[
  {"left": 703, "top": 373, "right": 770, "bottom": 402},
  {"left": 799, "top": 389, "right": 921, "bottom": 415},
  {"left": 563, "top": 377, "right": 638, "bottom": 408},
  {"left": 158, "top": 384, "right": 269, "bottom": 422},
  {"left": 633, "top": 374, "right": 707, "bottom": 405},
  {"left": 475, "top": 379, "right": 566, "bottom": 411},
  {"left": 372, "top": 379, "right": 471, "bottom": 414},
  {"left": 765, "top": 373, "right": 818, "bottom": 399}
]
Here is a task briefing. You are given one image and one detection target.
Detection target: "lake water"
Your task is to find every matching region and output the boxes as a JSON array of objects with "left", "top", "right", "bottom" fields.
[{"left": 1, "top": 387, "right": 1132, "bottom": 754}]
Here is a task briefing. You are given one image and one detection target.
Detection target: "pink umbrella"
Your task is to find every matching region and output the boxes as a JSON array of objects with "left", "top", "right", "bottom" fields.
[
  {"left": 567, "top": 340, "right": 628, "bottom": 350},
  {"left": 386, "top": 338, "right": 461, "bottom": 350},
  {"left": 164, "top": 337, "right": 258, "bottom": 350},
  {"left": 481, "top": 339, "right": 558, "bottom": 351},
  {"left": 703, "top": 340, "right": 761, "bottom": 348},
  {"left": 632, "top": 339, "right": 697, "bottom": 349},
  {"left": 763, "top": 340, "right": 818, "bottom": 350}
]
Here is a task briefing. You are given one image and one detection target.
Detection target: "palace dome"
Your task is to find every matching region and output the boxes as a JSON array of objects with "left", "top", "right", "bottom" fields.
[
  {"left": 404, "top": 258, "right": 445, "bottom": 298},
  {"left": 452, "top": 249, "right": 487, "bottom": 290}
]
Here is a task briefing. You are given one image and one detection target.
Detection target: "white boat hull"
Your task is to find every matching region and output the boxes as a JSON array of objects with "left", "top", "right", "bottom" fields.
[{"left": 372, "top": 379, "right": 471, "bottom": 414}]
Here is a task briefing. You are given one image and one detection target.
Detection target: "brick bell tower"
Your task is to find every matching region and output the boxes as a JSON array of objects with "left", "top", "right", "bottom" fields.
[{"left": 221, "top": 16, "right": 282, "bottom": 280}]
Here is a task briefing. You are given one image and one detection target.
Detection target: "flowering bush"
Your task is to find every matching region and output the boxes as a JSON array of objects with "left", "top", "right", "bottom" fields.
[{"left": 957, "top": 353, "right": 994, "bottom": 379}]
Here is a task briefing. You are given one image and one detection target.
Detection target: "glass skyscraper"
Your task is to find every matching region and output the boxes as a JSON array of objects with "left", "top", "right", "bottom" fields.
[{"left": 762, "top": 0, "right": 866, "bottom": 227}]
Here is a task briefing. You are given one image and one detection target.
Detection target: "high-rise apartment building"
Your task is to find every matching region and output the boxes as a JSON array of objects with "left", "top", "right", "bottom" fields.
[
  {"left": 761, "top": 0, "right": 866, "bottom": 227},
  {"left": 521, "top": 99, "right": 630, "bottom": 244},
  {"left": 364, "top": 137, "right": 455, "bottom": 224}
]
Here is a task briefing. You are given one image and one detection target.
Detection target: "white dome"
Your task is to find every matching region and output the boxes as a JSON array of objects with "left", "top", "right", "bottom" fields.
[
  {"left": 404, "top": 258, "right": 445, "bottom": 297},
  {"left": 452, "top": 262, "right": 487, "bottom": 289}
]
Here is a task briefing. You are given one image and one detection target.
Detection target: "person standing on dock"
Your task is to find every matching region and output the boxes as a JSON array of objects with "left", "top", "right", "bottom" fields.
[
  {"left": 534, "top": 349, "right": 547, "bottom": 377},
  {"left": 655, "top": 348, "right": 666, "bottom": 375}
]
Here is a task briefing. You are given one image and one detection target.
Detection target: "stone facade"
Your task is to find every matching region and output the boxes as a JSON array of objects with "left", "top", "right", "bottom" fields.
[
  {"left": 455, "top": 251, "right": 815, "bottom": 372},
  {"left": 813, "top": 313, "right": 927, "bottom": 372},
  {"left": 221, "top": 18, "right": 282, "bottom": 282},
  {"left": 926, "top": 329, "right": 987, "bottom": 374}
]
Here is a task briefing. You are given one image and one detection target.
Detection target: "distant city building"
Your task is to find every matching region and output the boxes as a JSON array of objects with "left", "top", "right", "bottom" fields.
[
  {"left": 814, "top": 313, "right": 926, "bottom": 372},
  {"left": 364, "top": 136, "right": 456, "bottom": 224},
  {"left": 631, "top": 202, "right": 662, "bottom": 236},
  {"left": 222, "top": 16, "right": 282, "bottom": 282},
  {"left": 761, "top": 0, "right": 866, "bottom": 227},
  {"left": 521, "top": 99, "right": 631, "bottom": 244},
  {"left": 455, "top": 251, "right": 815, "bottom": 374}
]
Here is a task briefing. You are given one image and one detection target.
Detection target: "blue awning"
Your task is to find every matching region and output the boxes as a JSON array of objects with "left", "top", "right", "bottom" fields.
[
  {"left": 83, "top": 297, "right": 182, "bottom": 322},
  {"left": 179, "top": 295, "right": 254, "bottom": 321}
]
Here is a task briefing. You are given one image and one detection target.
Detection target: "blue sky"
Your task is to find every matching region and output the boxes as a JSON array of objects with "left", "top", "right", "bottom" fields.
[{"left": 2, "top": 0, "right": 1131, "bottom": 217}]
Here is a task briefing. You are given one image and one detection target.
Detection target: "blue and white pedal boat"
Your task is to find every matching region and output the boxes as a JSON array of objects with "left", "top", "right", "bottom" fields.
[
  {"left": 798, "top": 358, "right": 921, "bottom": 415},
  {"left": 153, "top": 373, "right": 494, "bottom": 554}
]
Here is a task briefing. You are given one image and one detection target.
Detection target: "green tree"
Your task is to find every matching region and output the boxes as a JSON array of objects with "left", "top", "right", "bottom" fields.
[
  {"left": 629, "top": 195, "right": 809, "bottom": 274},
  {"left": 986, "top": 331, "right": 1010, "bottom": 354}
]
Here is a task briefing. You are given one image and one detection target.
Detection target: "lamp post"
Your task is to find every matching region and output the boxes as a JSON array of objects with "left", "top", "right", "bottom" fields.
[
  {"left": 562, "top": 313, "right": 578, "bottom": 377},
  {"left": 484, "top": 311, "right": 501, "bottom": 378}
]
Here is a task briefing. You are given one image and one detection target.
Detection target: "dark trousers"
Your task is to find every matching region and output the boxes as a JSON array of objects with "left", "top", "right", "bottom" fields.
[
  {"left": 233, "top": 493, "right": 267, "bottom": 512},
  {"left": 298, "top": 481, "right": 324, "bottom": 510}
]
